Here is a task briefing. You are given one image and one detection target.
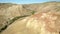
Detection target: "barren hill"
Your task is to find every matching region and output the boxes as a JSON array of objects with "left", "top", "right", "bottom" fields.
[
  {"left": 0, "top": 1, "right": 60, "bottom": 34},
  {"left": 0, "top": 3, "right": 34, "bottom": 33},
  {"left": 23, "top": 1, "right": 60, "bottom": 12}
]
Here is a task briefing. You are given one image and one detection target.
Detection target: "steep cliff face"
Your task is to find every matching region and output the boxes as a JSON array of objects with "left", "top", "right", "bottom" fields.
[{"left": 0, "top": 2, "right": 60, "bottom": 34}]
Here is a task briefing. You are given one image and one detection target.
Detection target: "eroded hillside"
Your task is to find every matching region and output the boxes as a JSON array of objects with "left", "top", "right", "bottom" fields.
[
  {"left": 0, "top": 3, "right": 35, "bottom": 33},
  {"left": 0, "top": 1, "right": 60, "bottom": 34}
]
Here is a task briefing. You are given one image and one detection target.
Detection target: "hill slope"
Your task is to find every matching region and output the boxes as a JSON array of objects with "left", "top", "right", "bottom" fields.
[
  {"left": 0, "top": 1, "right": 60, "bottom": 34},
  {"left": 0, "top": 3, "right": 34, "bottom": 32}
]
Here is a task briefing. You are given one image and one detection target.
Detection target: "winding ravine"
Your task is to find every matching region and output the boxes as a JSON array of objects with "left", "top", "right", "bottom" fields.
[{"left": 0, "top": 15, "right": 29, "bottom": 33}]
